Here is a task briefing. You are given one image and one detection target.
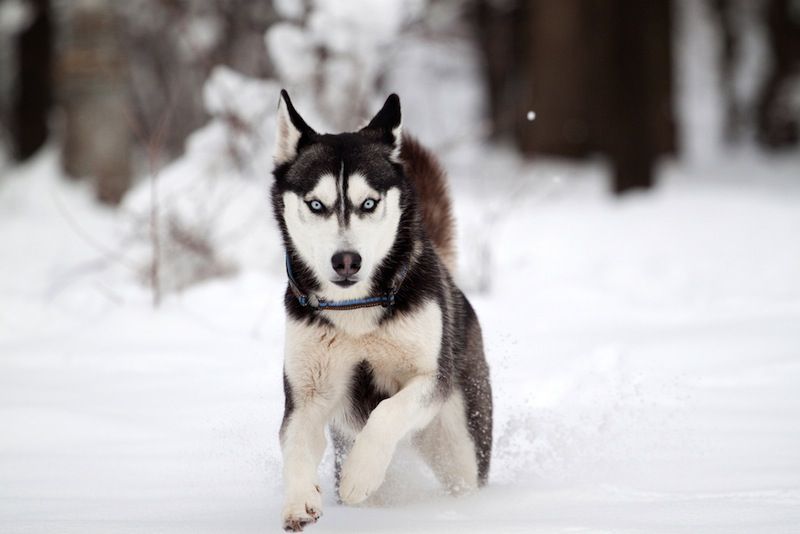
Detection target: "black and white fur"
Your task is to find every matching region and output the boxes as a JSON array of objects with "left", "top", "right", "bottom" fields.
[{"left": 272, "top": 90, "right": 492, "bottom": 532}]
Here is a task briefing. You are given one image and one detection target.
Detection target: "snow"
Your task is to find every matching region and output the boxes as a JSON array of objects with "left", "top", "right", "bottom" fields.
[
  {"left": 264, "top": 0, "right": 428, "bottom": 131},
  {"left": 273, "top": 0, "right": 305, "bottom": 22},
  {"left": 2, "top": 145, "right": 800, "bottom": 533},
  {"left": 0, "top": 0, "right": 33, "bottom": 36},
  {"left": 179, "top": 14, "right": 224, "bottom": 61}
]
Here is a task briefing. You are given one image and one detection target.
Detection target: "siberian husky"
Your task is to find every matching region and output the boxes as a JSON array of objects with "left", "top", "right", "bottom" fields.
[{"left": 271, "top": 90, "right": 492, "bottom": 531}]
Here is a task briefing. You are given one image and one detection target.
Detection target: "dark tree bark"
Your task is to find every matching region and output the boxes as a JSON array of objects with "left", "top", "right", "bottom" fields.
[
  {"left": 473, "top": 0, "right": 675, "bottom": 195},
  {"left": 11, "top": 0, "right": 52, "bottom": 161},
  {"left": 756, "top": 0, "right": 800, "bottom": 149},
  {"left": 603, "top": 0, "right": 674, "bottom": 193},
  {"left": 473, "top": 0, "right": 524, "bottom": 141},
  {"left": 518, "top": 0, "right": 593, "bottom": 158}
]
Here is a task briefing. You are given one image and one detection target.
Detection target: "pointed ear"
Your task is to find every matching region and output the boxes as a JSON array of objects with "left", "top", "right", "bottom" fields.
[
  {"left": 360, "top": 94, "right": 402, "bottom": 162},
  {"left": 274, "top": 89, "right": 316, "bottom": 165}
]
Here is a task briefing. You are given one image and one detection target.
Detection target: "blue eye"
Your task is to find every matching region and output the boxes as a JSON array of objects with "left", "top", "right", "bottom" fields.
[
  {"left": 361, "top": 198, "right": 378, "bottom": 212},
  {"left": 307, "top": 200, "right": 324, "bottom": 213}
]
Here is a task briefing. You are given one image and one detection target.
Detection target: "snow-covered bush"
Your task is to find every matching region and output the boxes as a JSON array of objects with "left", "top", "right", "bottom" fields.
[
  {"left": 267, "top": 0, "right": 425, "bottom": 130},
  {"left": 121, "top": 67, "right": 282, "bottom": 295}
]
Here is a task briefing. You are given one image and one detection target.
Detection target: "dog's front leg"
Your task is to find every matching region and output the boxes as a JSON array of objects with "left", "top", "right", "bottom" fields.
[
  {"left": 280, "top": 390, "right": 328, "bottom": 531},
  {"left": 338, "top": 374, "right": 440, "bottom": 504},
  {"left": 280, "top": 324, "right": 348, "bottom": 531}
]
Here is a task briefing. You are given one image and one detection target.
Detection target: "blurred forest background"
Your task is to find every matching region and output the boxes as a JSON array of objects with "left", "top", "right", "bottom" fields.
[
  {"left": 2, "top": 0, "right": 799, "bottom": 300},
  {"left": 0, "top": 0, "right": 800, "bottom": 302},
  {"left": 1, "top": 0, "right": 798, "bottom": 200}
]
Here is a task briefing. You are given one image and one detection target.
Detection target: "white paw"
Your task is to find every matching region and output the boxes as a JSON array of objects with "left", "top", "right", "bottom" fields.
[
  {"left": 338, "top": 435, "right": 393, "bottom": 505},
  {"left": 282, "top": 484, "right": 322, "bottom": 532}
]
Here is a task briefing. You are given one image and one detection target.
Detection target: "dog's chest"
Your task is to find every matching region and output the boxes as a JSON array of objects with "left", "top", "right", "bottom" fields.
[
  {"left": 333, "top": 331, "right": 419, "bottom": 392},
  {"left": 324, "top": 300, "right": 443, "bottom": 386}
]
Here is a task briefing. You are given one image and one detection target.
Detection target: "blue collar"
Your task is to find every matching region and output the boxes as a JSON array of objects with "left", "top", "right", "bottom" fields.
[{"left": 284, "top": 253, "right": 408, "bottom": 311}]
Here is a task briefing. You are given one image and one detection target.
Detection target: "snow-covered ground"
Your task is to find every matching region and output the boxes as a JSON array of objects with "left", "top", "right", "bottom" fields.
[{"left": 1, "top": 146, "right": 799, "bottom": 533}]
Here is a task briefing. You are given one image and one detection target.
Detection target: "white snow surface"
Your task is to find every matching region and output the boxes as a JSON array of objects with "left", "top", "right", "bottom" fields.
[{"left": 1, "top": 147, "right": 800, "bottom": 533}]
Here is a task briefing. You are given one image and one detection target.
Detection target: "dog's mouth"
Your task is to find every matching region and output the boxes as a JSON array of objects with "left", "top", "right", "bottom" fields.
[{"left": 332, "top": 278, "right": 358, "bottom": 288}]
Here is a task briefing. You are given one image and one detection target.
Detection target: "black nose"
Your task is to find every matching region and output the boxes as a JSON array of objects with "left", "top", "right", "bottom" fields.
[{"left": 331, "top": 251, "right": 362, "bottom": 278}]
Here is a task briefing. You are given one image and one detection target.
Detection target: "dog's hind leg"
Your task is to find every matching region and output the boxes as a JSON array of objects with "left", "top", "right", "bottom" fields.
[{"left": 413, "top": 391, "right": 481, "bottom": 494}]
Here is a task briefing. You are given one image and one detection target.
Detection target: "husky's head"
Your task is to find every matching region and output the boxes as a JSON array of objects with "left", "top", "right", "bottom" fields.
[{"left": 271, "top": 90, "right": 412, "bottom": 301}]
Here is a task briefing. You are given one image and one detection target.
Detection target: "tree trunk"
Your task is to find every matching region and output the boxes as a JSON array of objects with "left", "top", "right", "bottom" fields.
[
  {"left": 518, "top": 0, "right": 592, "bottom": 158},
  {"left": 473, "top": 0, "right": 675, "bottom": 194},
  {"left": 756, "top": 0, "right": 800, "bottom": 149},
  {"left": 11, "top": 0, "right": 52, "bottom": 161},
  {"left": 603, "top": 0, "right": 674, "bottom": 193},
  {"left": 57, "top": 0, "right": 131, "bottom": 205}
]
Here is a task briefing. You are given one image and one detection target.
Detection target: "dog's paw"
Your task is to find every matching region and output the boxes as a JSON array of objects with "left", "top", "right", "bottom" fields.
[
  {"left": 282, "top": 485, "right": 322, "bottom": 532},
  {"left": 338, "top": 435, "right": 392, "bottom": 505}
]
